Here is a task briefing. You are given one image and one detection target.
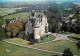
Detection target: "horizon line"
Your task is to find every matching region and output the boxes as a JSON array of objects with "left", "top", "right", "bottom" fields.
[{"left": 0, "top": 0, "right": 80, "bottom": 2}]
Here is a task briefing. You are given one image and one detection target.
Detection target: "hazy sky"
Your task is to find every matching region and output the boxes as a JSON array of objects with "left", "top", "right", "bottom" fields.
[{"left": 0, "top": 0, "right": 80, "bottom": 2}]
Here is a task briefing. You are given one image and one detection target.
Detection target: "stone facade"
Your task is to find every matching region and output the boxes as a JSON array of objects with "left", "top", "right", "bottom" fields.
[{"left": 25, "top": 11, "right": 48, "bottom": 40}]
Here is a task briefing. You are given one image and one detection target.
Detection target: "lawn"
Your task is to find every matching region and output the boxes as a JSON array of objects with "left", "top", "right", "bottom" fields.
[
  {"left": 38, "top": 35, "right": 55, "bottom": 43},
  {"left": 69, "top": 34, "right": 80, "bottom": 42},
  {"left": 59, "top": 32, "right": 73, "bottom": 35},
  {"left": 4, "top": 35, "right": 55, "bottom": 45},
  {"left": 3, "top": 12, "right": 40, "bottom": 19},
  {"left": 0, "top": 41, "right": 61, "bottom": 56},
  {"left": 70, "top": 34, "right": 80, "bottom": 39},
  {"left": 32, "top": 40, "right": 80, "bottom": 55},
  {"left": 4, "top": 38, "right": 30, "bottom": 46}
]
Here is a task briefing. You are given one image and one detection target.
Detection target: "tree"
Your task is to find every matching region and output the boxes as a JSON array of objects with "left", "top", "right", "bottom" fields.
[
  {"left": 6, "top": 21, "right": 23, "bottom": 37},
  {"left": 0, "top": 16, "right": 5, "bottom": 40},
  {"left": 57, "top": 22, "right": 62, "bottom": 33},
  {"left": 62, "top": 48, "right": 73, "bottom": 56},
  {"left": 66, "top": 22, "right": 72, "bottom": 32},
  {"left": 72, "top": 8, "right": 80, "bottom": 33}
]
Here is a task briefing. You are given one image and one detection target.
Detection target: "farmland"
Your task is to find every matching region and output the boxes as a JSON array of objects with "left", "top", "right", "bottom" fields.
[{"left": 0, "top": 8, "right": 16, "bottom": 16}]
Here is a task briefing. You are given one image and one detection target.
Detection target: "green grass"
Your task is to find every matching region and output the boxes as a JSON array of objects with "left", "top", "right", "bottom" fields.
[
  {"left": 5, "top": 38, "right": 30, "bottom": 46},
  {"left": 0, "top": 18, "right": 4, "bottom": 25},
  {"left": 70, "top": 34, "right": 80, "bottom": 39},
  {"left": 4, "top": 35, "right": 55, "bottom": 46},
  {"left": 3, "top": 12, "right": 29, "bottom": 19},
  {"left": 0, "top": 41, "right": 61, "bottom": 56},
  {"left": 38, "top": 35, "right": 55, "bottom": 43},
  {"left": 32, "top": 40, "right": 79, "bottom": 55},
  {"left": 60, "top": 32, "right": 73, "bottom": 35},
  {"left": 3, "top": 12, "right": 40, "bottom": 19},
  {"left": 69, "top": 37, "right": 79, "bottom": 42},
  {"left": 69, "top": 34, "right": 80, "bottom": 42},
  {"left": 0, "top": 8, "right": 15, "bottom": 16}
]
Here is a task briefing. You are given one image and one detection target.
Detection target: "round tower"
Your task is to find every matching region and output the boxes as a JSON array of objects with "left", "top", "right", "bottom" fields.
[{"left": 34, "top": 18, "right": 40, "bottom": 41}]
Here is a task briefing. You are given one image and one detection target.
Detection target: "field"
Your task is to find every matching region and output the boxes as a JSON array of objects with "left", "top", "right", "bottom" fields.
[
  {"left": 0, "top": 8, "right": 15, "bottom": 16},
  {"left": 3, "top": 12, "right": 40, "bottom": 19},
  {"left": 0, "top": 41, "right": 61, "bottom": 56}
]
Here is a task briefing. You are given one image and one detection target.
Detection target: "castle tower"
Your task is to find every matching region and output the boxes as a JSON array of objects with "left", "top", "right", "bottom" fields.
[
  {"left": 30, "top": 10, "right": 36, "bottom": 17},
  {"left": 34, "top": 18, "right": 40, "bottom": 41}
]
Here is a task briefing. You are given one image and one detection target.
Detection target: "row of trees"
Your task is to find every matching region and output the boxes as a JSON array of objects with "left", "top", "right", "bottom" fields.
[
  {"left": 72, "top": 9, "right": 80, "bottom": 33},
  {"left": 44, "top": 6, "right": 80, "bottom": 34},
  {"left": 44, "top": 8, "right": 63, "bottom": 33}
]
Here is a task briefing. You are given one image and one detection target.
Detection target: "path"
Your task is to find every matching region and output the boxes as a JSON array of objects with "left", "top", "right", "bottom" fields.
[{"left": 52, "top": 33, "right": 69, "bottom": 41}]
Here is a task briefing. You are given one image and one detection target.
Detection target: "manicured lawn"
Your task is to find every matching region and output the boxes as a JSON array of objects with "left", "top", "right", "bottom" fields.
[
  {"left": 60, "top": 32, "right": 73, "bottom": 35},
  {"left": 70, "top": 34, "right": 80, "bottom": 39},
  {"left": 0, "top": 41, "right": 61, "bottom": 56},
  {"left": 4, "top": 35, "right": 55, "bottom": 45},
  {"left": 4, "top": 38, "right": 30, "bottom": 46},
  {"left": 69, "top": 34, "right": 80, "bottom": 42},
  {"left": 32, "top": 40, "right": 79, "bottom": 55},
  {"left": 38, "top": 35, "right": 55, "bottom": 43},
  {"left": 3, "top": 12, "right": 40, "bottom": 19}
]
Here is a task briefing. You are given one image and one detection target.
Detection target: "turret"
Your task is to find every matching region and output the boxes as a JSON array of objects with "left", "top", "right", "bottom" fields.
[
  {"left": 34, "top": 18, "right": 40, "bottom": 41},
  {"left": 30, "top": 10, "right": 36, "bottom": 17}
]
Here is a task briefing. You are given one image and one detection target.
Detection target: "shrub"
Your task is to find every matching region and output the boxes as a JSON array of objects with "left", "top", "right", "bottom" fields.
[
  {"left": 30, "top": 39, "right": 35, "bottom": 45},
  {"left": 77, "top": 41, "right": 80, "bottom": 49},
  {"left": 35, "top": 39, "right": 39, "bottom": 43},
  {"left": 52, "top": 55, "right": 59, "bottom": 56},
  {"left": 18, "top": 32, "right": 24, "bottom": 39},
  {"left": 62, "top": 48, "right": 73, "bottom": 56}
]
